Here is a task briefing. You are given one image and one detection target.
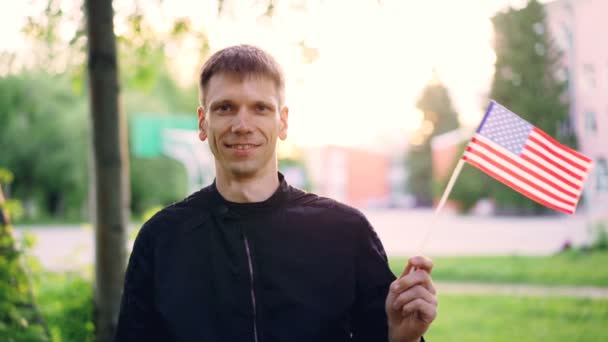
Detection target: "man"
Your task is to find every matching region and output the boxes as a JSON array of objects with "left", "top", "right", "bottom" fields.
[{"left": 115, "top": 44, "right": 437, "bottom": 342}]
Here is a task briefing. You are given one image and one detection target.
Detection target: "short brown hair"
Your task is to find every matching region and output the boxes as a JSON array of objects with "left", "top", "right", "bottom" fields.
[{"left": 198, "top": 44, "right": 285, "bottom": 108}]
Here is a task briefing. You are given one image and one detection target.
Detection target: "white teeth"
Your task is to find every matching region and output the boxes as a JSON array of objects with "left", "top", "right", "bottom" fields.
[{"left": 231, "top": 144, "right": 254, "bottom": 150}]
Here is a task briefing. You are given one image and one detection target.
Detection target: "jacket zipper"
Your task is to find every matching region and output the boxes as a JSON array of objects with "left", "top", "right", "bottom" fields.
[{"left": 243, "top": 234, "right": 259, "bottom": 342}]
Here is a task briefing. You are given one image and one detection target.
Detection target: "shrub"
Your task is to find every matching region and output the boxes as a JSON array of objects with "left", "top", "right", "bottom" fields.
[
  {"left": 33, "top": 273, "right": 94, "bottom": 342},
  {"left": 1, "top": 169, "right": 49, "bottom": 341}
]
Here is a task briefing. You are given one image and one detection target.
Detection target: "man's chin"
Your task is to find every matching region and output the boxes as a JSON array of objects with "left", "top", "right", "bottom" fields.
[{"left": 227, "top": 164, "right": 260, "bottom": 179}]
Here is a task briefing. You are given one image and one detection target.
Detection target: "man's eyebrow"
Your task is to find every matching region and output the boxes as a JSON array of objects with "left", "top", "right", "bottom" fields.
[
  {"left": 255, "top": 100, "right": 276, "bottom": 108},
  {"left": 208, "top": 99, "right": 233, "bottom": 108}
]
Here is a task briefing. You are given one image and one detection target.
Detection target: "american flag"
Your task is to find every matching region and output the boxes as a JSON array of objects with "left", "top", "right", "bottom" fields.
[{"left": 463, "top": 101, "right": 592, "bottom": 214}]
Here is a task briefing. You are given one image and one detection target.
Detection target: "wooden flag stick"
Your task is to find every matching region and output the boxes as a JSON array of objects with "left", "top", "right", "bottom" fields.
[
  {"left": 434, "top": 159, "right": 466, "bottom": 215},
  {"left": 416, "top": 159, "right": 466, "bottom": 253}
]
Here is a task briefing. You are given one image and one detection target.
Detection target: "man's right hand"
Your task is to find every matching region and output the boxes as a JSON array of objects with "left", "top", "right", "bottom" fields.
[{"left": 385, "top": 256, "right": 437, "bottom": 342}]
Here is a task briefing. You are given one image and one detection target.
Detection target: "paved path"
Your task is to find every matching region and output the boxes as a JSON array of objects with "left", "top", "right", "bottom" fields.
[
  {"left": 435, "top": 282, "right": 608, "bottom": 299},
  {"left": 365, "top": 209, "right": 590, "bottom": 256},
  {"left": 14, "top": 209, "right": 593, "bottom": 271},
  {"left": 12, "top": 216, "right": 608, "bottom": 299}
]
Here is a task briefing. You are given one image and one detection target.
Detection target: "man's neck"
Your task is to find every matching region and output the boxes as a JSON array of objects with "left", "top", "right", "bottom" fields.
[{"left": 215, "top": 169, "right": 280, "bottom": 203}]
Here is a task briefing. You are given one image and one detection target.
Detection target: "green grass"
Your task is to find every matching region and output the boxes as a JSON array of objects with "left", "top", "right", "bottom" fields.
[
  {"left": 426, "top": 294, "right": 608, "bottom": 341},
  {"left": 30, "top": 271, "right": 608, "bottom": 342},
  {"left": 389, "top": 250, "right": 608, "bottom": 286}
]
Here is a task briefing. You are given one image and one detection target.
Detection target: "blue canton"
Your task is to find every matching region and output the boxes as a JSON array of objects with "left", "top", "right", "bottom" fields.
[{"left": 478, "top": 103, "right": 533, "bottom": 155}]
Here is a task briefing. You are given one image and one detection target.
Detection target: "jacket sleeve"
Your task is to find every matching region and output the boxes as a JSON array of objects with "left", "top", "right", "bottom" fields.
[
  {"left": 350, "top": 217, "right": 397, "bottom": 342},
  {"left": 114, "top": 222, "right": 167, "bottom": 341}
]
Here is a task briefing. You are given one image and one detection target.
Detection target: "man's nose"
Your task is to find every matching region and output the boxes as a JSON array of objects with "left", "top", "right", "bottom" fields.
[{"left": 231, "top": 108, "right": 253, "bottom": 134}]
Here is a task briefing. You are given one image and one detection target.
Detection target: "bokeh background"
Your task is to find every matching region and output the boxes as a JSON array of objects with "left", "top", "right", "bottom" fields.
[{"left": 0, "top": 0, "right": 607, "bottom": 341}]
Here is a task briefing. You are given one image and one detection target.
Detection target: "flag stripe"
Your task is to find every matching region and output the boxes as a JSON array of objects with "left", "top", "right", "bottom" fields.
[
  {"left": 531, "top": 127, "right": 592, "bottom": 164},
  {"left": 527, "top": 135, "right": 588, "bottom": 173},
  {"left": 524, "top": 141, "right": 586, "bottom": 180},
  {"left": 468, "top": 139, "right": 579, "bottom": 200},
  {"left": 520, "top": 153, "right": 583, "bottom": 189},
  {"left": 522, "top": 141, "right": 583, "bottom": 181},
  {"left": 474, "top": 135, "right": 582, "bottom": 191},
  {"left": 463, "top": 153, "right": 574, "bottom": 214},
  {"left": 464, "top": 147, "right": 577, "bottom": 206}
]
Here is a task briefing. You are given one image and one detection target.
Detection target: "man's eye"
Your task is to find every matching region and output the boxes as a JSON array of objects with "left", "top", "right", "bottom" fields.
[
  {"left": 256, "top": 104, "right": 269, "bottom": 112},
  {"left": 217, "top": 104, "right": 232, "bottom": 112}
]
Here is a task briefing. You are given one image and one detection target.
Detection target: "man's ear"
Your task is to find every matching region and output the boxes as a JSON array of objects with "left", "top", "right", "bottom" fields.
[
  {"left": 279, "top": 106, "right": 289, "bottom": 140},
  {"left": 197, "top": 106, "right": 207, "bottom": 141}
]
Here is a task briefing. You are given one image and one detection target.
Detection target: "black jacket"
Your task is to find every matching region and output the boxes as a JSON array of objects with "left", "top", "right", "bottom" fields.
[{"left": 115, "top": 174, "right": 396, "bottom": 342}]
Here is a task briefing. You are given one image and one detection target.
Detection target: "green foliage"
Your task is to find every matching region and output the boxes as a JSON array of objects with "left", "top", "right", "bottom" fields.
[
  {"left": 426, "top": 295, "right": 608, "bottom": 341},
  {"left": 114, "top": 10, "right": 205, "bottom": 218},
  {"left": 406, "top": 80, "right": 460, "bottom": 206},
  {"left": 0, "top": 250, "right": 49, "bottom": 342},
  {"left": 0, "top": 169, "right": 14, "bottom": 185},
  {"left": 0, "top": 169, "right": 91, "bottom": 340},
  {"left": 3, "top": 200, "right": 24, "bottom": 222},
  {"left": 488, "top": 0, "right": 574, "bottom": 214},
  {"left": 589, "top": 221, "right": 608, "bottom": 251},
  {"left": 130, "top": 157, "right": 187, "bottom": 215},
  {"left": 21, "top": 0, "right": 67, "bottom": 72},
  {"left": 415, "top": 80, "right": 460, "bottom": 137},
  {"left": 33, "top": 273, "right": 93, "bottom": 342},
  {"left": 390, "top": 249, "right": 608, "bottom": 286},
  {"left": 0, "top": 73, "right": 88, "bottom": 220},
  {"left": 0, "top": 175, "right": 49, "bottom": 341},
  {"left": 2, "top": 2, "right": 210, "bottom": 222},
  {"left": 117, "top": 9, "right": 206, "bottom": 114},
  {"left": 433, "top": 145, "right": 491, "bottom": 213}
]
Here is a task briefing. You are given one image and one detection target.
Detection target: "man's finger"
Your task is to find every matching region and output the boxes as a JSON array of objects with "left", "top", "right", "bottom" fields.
[
  {"left": 391, "top": 285, "right": 436, "bottom": 311},
  {"left": 401, "top": 298, "right": 438, "bottom": 322},
  {"left": 402, "top": 255, "right": 434, "bottom": 276},
  {"left": 391, "top": 269, "right": 436, "bottom": 295}
]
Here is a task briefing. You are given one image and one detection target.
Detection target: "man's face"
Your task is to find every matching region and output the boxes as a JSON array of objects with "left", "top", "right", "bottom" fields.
[{"left": 198, "top": 73, "right": 288, "bottom": 179}]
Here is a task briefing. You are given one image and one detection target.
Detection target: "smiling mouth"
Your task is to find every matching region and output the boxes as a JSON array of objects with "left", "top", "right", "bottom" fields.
[{"left": 225, "top": 143, "right": 260, "bottom": 150}]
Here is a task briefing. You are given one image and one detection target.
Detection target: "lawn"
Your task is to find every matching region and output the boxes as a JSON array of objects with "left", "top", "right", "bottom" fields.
[
  {"left": 425, "top": 294, "right": 608, "bottom": 341},
  {"left": 31, "top": 270, "right": 608, "bottom": 341},
  {"left": 389, "top": 250, "right": 608, "bottom": 286}
]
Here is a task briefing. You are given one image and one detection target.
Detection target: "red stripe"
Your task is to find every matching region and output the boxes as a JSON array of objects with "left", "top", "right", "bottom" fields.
[
  {"left": 532, "top": 127, "right": 592, "bottom": 163},
  {"left": 465, "top": 147, "right": 576, "bottom": 207},
  {"left": 463, "top": 156, "right": 574, "bottom": 214},
  {"left": 528, "top": 135, "right": 587, "bottom": 172},
  {"left": 472, "top": 136, "right": 582, "bottom": 189},
  {"left": 466, "top": 141, "right": 578, "bottom": 199},
  {"left": 520, "top": 154, "right": 581, "bottom": 190},
  {"left": 524, "top": 143, "right": 585, "bottom": 180}
]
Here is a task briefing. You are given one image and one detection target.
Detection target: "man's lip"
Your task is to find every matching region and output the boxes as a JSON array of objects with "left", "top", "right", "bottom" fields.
[{"left": 224, "top": 143, "right": 261, "bottom": 149}]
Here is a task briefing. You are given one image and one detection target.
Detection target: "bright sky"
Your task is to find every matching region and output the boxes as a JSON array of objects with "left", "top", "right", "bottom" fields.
[{"left": 0, "top": 0, "right": 542, "bottom": 149}]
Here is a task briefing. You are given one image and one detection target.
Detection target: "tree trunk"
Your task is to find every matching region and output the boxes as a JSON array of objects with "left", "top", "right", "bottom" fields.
[{"left": 84, "top": 1, "right": 130, "bottom": 341}]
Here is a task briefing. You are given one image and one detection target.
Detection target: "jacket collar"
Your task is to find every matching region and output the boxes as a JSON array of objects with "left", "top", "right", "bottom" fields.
[{"left": 209, "top": 172, "right": 290, "bottom": 215}]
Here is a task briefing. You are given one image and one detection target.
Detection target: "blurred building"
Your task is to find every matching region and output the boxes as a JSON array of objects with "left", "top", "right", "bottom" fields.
[
  {"left": 303, "top": 146, "right": 392, "bottom": 208},
  {"left": 546, "top": 0, "right": 608, "bottom": 219}
]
